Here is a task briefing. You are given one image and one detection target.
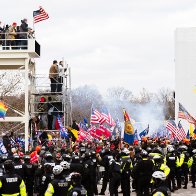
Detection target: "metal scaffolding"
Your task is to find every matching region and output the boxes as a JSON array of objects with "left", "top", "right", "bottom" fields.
[
  {"left": 0, "top": 35, "right": 40, "bottom": 151},
  {"left": 0, "top": 34, "right": 72, "bottom": 151}
]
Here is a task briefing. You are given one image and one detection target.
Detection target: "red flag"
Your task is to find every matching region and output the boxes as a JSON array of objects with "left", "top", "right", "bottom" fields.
[
  {"left": 99, "top": 125, "right": 111, "bottom": 138},
  {"left": 90, "top": 108, "right": 105, "bottom": 124}
]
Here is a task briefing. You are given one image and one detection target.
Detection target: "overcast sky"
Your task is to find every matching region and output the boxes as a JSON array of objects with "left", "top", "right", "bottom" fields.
[{"left": 1, "top": 0, "right": 196, "bottom": 94}]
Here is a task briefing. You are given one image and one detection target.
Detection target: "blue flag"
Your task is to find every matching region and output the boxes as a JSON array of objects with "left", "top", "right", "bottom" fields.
[
  {"left": 79, "top": 121, "right": 88, "bottom": 131},
  {"left": 83, "top": 117, "right": 88, "bottom": 127},
  {"left": 139, "top": 125, "right": 149, "bottom": 139},
  {"left": 123, "top": 109, "right": 134, "bottom": 144},
  {"left": 187, "top": 130, "right": 190, "bottom": 139},
  {"left": 124, "top": 133, "right": 134, "bottom": 144},
  {"left": 0, "top": 142, "right": 7, "bottom": 154},
  {"left": 57, "top": 115, "right": 68, "bottom": 139}
]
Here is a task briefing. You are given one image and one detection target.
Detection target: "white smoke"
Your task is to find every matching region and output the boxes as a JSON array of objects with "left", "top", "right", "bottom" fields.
[{"left": 103, "top": 97, "right": 165, "bottom": 136}]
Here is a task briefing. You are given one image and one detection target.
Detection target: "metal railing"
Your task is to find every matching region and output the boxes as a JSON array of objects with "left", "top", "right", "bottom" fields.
[{"left": 0, "top": 32, "right": 40, "bottom": 55}]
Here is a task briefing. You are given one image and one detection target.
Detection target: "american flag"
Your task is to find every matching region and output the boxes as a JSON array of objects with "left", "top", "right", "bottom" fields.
[
  {"left": 90, "top": 108, "right": 104, "bottom": 124},
  {"left": 33, "top": 7, "right": 49, "bottom": 23},
  {"left": 166, "top": 120, "right": 186, "bottom": 141},
  {"left": 178, "top": 103, "right": 196, "bottom": 125},
  {"left": 101, "top": 107, "right": 115, "bottom": 126},
  {"left": 177, "top": 121, "right": 186, "bottom": 141},
  {"left": 166, "top": 120, "right": 178, "bottom": 139}
]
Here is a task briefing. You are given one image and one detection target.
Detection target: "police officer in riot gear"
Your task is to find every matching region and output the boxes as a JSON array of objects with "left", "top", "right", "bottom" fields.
[
  {"left": 190, "top": 149, "right": 196, "bottom": 188},
  {"left": 0, "top": 160, "right": 26, "bottom": 196},
  {"left": 39, "top": 163, "right": 54, "bottom": 196},
  {"left": 132, "top": 150, "right": 154, "bottom": 196},
  {"left": 62, "top": 154, "right": 71, "bottom": 163},
  {"left": 120, "top": 148, "right": 133, "bottom": 196},
  {"left": 68, "top": 172, "right": 87, "bottom": 196},
  {"left": 42, "top": 152, "right": 55, "bottom": 167},
  {"left": 0, "top": 154, "right": 7, "bottom": 177},
  {"left": 13, "top": 154, "right": 25, "bottom": 179},
  {"left": 60, "top": 161, "right": 71, "bottom": 178},
  {"left": 70, "top": 155, "right": 83, "bottom": 174},
  {"left": 23, "top": 155, "right": 36, "bottom": 196},
  {"left": 151, "top": 171, "right": 171, "bottom": 196},
  {"left": 90, "top": 150, "right": 99, "bottom": 195},
  {"left": 99, "top": 148, "right": 113, "bottom": 195},
  {"left": 178, "top": 145, "right": 190, "bottom": 189},
  {"left": 153, "top": 155, "right": 170, "bottom": 177},
  {"left": 45, "top": 165, "right": 71, "bottom": 196},
  {"left": 82, "top": 152, "right": 94, "bottom": 196},
  {"left": 166, "top": 146, "right": 179, "bottom": 191},
  {"left": 108, "top": 155, "right": 121, "bottom": 196}
]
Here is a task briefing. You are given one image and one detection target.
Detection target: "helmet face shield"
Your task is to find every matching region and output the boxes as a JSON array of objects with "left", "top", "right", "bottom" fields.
[{"left": 53, "top": 165, "right": 63, "bottom": 175}]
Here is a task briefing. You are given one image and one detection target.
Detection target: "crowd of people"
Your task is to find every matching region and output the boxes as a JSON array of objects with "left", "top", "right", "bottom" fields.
[
  {"left": 0, "top": 133, "right": 196, "bottom": 196},
  {"left": 0, "top": 18, "right": 34, "bottom": 50}
]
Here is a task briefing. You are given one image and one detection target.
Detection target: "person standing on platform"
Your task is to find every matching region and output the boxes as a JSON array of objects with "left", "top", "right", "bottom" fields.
[
  {"left": 8, "top": 22, "right": 17, "bottom": 50},
  {"left": 19, "top": 18, "right": 28, "bottom": 49},
  {"left": 57, "top": 61, "right": 66, "bottom": 92},
  {"left": 49, "top": 60, "right": 58, "bottom": 93}
]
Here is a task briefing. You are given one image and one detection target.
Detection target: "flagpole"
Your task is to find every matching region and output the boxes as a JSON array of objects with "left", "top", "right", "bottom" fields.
[
  {"left": 32, "top": 10, "right": 36, "bottom": 38},
  {"left": 175, "top": 94, "right": 179, "bottom": 125},
  {"left": 90, "top": 103, "right": 93, "bottom": 126}
]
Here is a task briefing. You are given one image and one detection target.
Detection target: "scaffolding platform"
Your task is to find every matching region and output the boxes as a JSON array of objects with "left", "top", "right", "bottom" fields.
[{"left": 31, "top": 92, "right": 63, "bottom": 96}]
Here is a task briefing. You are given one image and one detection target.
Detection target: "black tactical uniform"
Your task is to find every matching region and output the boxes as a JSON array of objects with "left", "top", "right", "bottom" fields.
[
  {"left": 39, "top": 164, "right": 54, "bottom": 196},
  {"left": 23, "top": 155, "right": 36, "bottom": 196},
  {"left": 191, "top": 149, "right": 196, "bottom": 188},
  {"left": 91, "top": 151, "right": 98, "bottom": 195},
  {"left": 68, "top": 172, "right": 87, "bottom": 196},
  {"left": 13, "top": 155, "right": 25, "bottom": 180},
  {"left": 82, "top": 152, "right": 94, "bottom": 196},
  {"left": 70, "top": 155, "right": 83, "bottom": 174},
  {"left": 180, "top": 146, "right": 190, "bottom": 189},
  {"left": 99, "top": 149, "right": 113, "bottom": 195},
  {"left": 132, "top": 150, "right": 154, "bottom": 196},
  {"left": 45, "top": 165, "right": 71, "bottom": 196},
  {"left": 166, "top": 148, "right": 178, "bottom": 191},
  {"left": 121, "top": 153, "right": 133, "bottom": 196},
  {"left": 108, "top": 158, "right": 121, "bottom": 196},
  {"left": 0, "top": 160, "right": 26, "bottom": 196}
]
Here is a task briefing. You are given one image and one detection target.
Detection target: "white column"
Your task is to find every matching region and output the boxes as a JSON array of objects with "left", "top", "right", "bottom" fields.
[{"left": 24, "top": 58, "right": 29, "bottom": 152}]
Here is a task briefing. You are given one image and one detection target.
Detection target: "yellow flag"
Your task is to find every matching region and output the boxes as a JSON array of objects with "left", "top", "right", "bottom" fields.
[
  {"left": 48, "top": 134, "right": 52, "bottom": 140},
  {"left": 71, "top": 129, "right": 78, "bottom": 139},
  {"left": 190, "top": 124, "right": 194, "bottom": 137},
  {"left": 123, "top": 109, "right": 134, "bottom": 135}
]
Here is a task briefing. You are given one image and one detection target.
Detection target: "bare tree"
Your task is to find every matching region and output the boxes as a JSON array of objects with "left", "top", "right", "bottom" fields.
[
  {"left": 106, "top": 87, "right": 134, "bottom": 101},
  {"left": 156, "top": 88, "right": 175, "bottom": 119},
  {"left": 0, "top": 70, "right": 24, "bottom": 97},
  {"left": 71, "top": 85, "right": 104, "bottom": 123},
  {"left": 136, "top": 88, "right": 155, "bottom": 104}
]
